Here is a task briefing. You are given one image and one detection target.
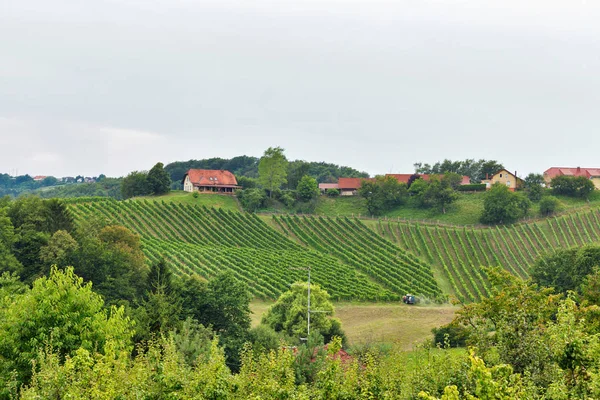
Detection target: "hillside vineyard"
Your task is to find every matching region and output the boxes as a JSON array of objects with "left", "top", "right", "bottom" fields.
[
  {"left": 374, "top": 209, "right": 600, "bottom": 301},
  {"left": 67, "top": 198, "right": 600, "bottom": 302},
  {"left": 67, "top": 198, "right": 394, "bottom": 300}
]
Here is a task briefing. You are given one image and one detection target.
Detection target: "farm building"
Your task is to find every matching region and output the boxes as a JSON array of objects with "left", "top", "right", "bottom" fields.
[
  {"left": 385, "top": 174, "right": 470, "bottom": 185},
  {"left": 482, "top": 169, "right": 523, "bottom": 191},
  {"left": 318, "top": 183, "right": 339, "bottom": 193},
  {"left": 337, "top": 177, "right": 375, "bottom": 196},
  {"left": 182, "top": 169, "right": 241, "bottom": 194},
  {"left": 544, "top": 167, "right": 600, "bottom": 189}
]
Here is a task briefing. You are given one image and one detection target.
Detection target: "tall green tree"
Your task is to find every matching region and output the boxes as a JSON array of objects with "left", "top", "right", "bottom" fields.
[
  {"left": 146, "top": 162, "right": 172, "bottom": 195},
  {"left": 121, "top": 171, "right": 150, "bottom": 199},
  {"left": 262, "top": 282, "right": 345, "bottom": 346},
  {"left": 423, "top": 176, "right": 459, "bottom": 214},
  {"left": 524, "top": 173, "right": 545, "bottom": 201},
  {"left": 287, "top": 161, "right": 310, "bottom": 190},
  {"left": 296, "top": 175, "right": 319, "bottom": 202},
  {"left": 258, "top": 147, "right": 288, "bottom": 197},
  {"left": 194, "top": 272, "right": 252, "bottom": 370}
]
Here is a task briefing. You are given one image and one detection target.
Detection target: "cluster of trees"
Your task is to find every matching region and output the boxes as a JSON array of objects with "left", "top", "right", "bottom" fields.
[
  {"left": 550, "top": 175, "right": 596, "bottom": 199},
  {"left": 121, "top": 162, "right": 171, "bottom": 199},
  {"left": 358, "top": 173, "right": 462, "bottom": 216},
  {"left": 9, "top": 244, "right": 600, "bottom": 398},
  {"left": 165, "top": 155, "right": 368, "bottom": 188},
  {"left": 0, "top": 195, "right": 353, "bottom": 397},
  {"left": 0, "top": 173, "right": 111, "bottom": 198},
  {"left": 237, "top": 147, "right": 322, "bottom": 213},
  {"left": 414, "top": 159, "right": 504, "bottom": 183},
  {"left": 430, "top": 245, "right": 600, "bottom": 398}
]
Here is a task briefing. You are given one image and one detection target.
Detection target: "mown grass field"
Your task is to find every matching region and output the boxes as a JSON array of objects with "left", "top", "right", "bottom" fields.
[{"left": 251, "top": 301, "right": 457, "bottom": 349}]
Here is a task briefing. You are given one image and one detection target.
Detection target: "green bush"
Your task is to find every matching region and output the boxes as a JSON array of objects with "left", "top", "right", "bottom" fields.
[
  {"left": 326, "top": 188, "right": 340, "bottom": 197},
  {"left": 551, "top": 175, "right": 595, "bottom": 198},
  {"left": 539, "top": 195, "right": 560, "bottom": 216},
  {"left": 432, "top": 322, "right": 468, "bottom": 348},
  {"left": 456, "top": 184, "right": 486, "bottom": 192}
]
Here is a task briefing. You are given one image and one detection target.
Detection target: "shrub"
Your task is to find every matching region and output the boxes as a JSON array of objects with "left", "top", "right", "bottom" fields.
[
  {"left": 432, "top": 321, "right": 468, "bottom": 348},
  {"left": 539, "top": 196, "right": 560, "bottom": 216},
  {"left": 456, "top": 184, "right": 486, "bottom": 192},
  {"left": 480, "top": 183, "right": 531, "bottom": 225},
  {"left": 326, "top": 188, "right": 340, "bottom": 197}
]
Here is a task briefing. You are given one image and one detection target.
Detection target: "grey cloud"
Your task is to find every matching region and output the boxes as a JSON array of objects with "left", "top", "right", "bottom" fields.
[{"left": 1, "top": 0, "right": 600, "bottom": 177}]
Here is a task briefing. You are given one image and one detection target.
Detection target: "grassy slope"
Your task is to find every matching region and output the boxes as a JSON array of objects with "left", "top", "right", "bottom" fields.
[
  {"left": 131, "top": 190, "right": 241, "bottom": 211},
  {"left": 250, "top": 301, "right": 457, "bottom": 349},
  {"left": 313, "top": 190, "right": 600, "bottom": 226}
]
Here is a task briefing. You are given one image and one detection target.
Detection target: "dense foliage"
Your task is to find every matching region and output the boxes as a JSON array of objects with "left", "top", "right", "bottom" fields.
[
  {"left": 480, "top": 183, "right": 531, "bottom": 224},
  {"left": 414, "top": 159, "right": 505, "bottom": 183},
  {"left": 258, "top": 146, "right": 289, "bottom": 197},
  {"left": 358, "top": 175, "right": 408, "bottom": 216},
  {"left": 551, "top": 175, "right": 596, "bottom": 199},
  {"left": 121, "top": 162, "right": 171, "bottom": 199},
  {"left": 165, "top": 156, "right": 368, "bottom": 184}
]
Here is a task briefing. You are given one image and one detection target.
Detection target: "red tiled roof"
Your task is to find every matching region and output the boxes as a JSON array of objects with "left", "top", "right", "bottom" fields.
[
  {"left": 544, "top": 167, "right": 600, "bottom": 179},
  {"left": 385, "top": 174, "right": 416, "bottom": 183},
  {"left": 318, "top": 183, "right": 339, "bottom": 190},
  {"left": 338, "top": 177, "right": 374, "bottom": 190},
  {"left": 183, "top": 169, "right": 239, "bottom": 187}
]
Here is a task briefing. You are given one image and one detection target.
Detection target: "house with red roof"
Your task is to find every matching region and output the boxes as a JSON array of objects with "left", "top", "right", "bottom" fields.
[
  {"left": 337, "top": 177, "right": 375, "bottom": 196},
  {"left": 544, "top": 167, "right": 600, "bottom": 189},
  {"left": 182, "top": 169, "right": 241, "bottom": 194}
]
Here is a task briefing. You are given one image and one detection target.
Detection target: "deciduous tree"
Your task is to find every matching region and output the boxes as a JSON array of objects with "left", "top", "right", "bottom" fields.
[
  {"left": 480, "top": 183, "right": 530, "bottom": 224},
  {"left": 296, "top": 175, "right": 319, "bottom": 202},
  {"left": 147, "top": 162, "right": 172, "bottom": 195},
  {"left": 258, "top": 147, "right": 288, "bottom": 197}
]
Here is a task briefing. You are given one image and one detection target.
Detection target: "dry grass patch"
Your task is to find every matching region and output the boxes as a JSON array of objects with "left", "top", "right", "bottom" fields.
[{"left": 250, "top": 301, "right": 457, "bottom": 350}]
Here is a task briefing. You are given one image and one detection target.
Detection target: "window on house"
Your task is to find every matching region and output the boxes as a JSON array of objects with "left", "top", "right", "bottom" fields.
[{"left": 500, "top": 174, "right": 503, "bottom": 177}]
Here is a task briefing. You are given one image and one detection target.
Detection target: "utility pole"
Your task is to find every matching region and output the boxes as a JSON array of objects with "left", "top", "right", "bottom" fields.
[
  {"left": 307, "top": 267, "right": 311, "bottom": 338},
  {"left": 291, "top": 266, "right": 331, "bottom": 342}
]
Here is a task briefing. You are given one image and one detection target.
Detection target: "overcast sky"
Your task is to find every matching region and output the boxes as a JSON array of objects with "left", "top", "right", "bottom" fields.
[{"left": 1, "top": 0, "right": 599, "bottom": 178}]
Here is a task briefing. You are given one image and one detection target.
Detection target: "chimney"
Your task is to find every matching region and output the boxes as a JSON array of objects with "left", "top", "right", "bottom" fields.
[{"left": 577, "top": 166, "right": 581, "bottom": 172}]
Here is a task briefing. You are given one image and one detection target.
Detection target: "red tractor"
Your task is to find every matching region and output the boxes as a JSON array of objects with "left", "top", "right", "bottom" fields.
[{"left": 402, "top": 294, "right": 416, "bottom": 305}]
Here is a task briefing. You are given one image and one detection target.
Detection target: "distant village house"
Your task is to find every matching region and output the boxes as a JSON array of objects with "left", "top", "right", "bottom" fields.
[
  {"left": 337, "top": 177, "right": 375, "bottom": 196},
  {"left": 482, "top": 169, "right": 523, "bottom": 191},
  {"left": 182, "top": 169, "right": 240, "bottom": 194},
  {"left": 544, "top": 167, "right": 600, "bottom": 189}
]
